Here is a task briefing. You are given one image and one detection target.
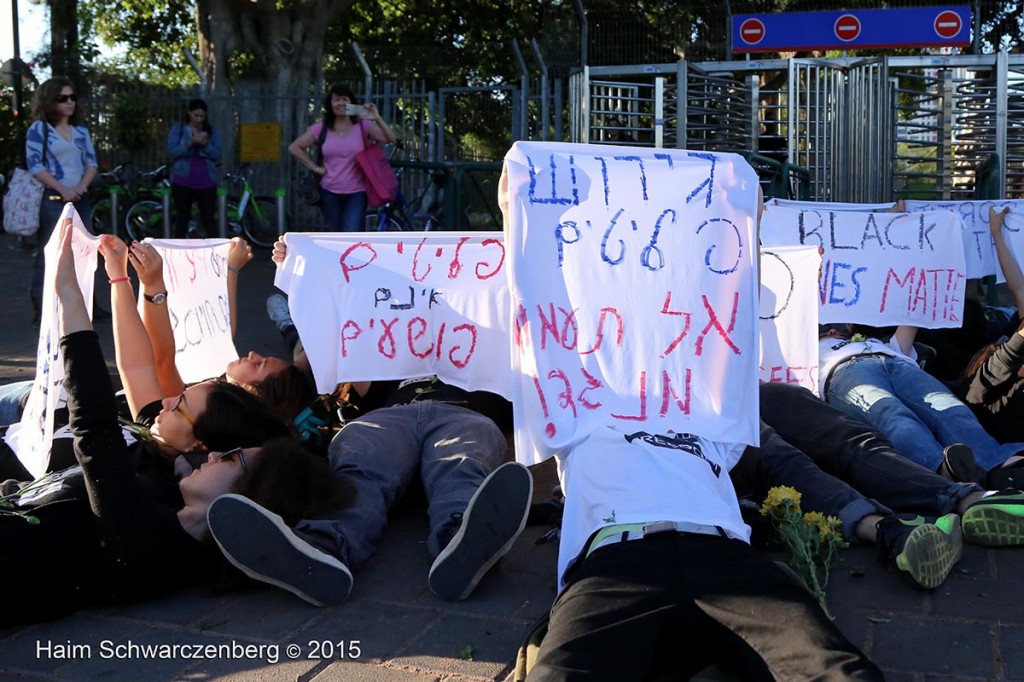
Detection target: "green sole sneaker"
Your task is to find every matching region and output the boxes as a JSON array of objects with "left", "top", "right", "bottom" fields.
[
  {"left": 963, "top": 496, "right": 1024, "bottom": 547},
  {"left": 894, "top": 517, "right": 963, "bottom": 589}
]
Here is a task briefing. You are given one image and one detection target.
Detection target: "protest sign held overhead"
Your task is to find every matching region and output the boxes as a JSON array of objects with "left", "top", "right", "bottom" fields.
[
  {"left": 905, "top": 199, "right": 1024, "bottom": 278},
  {"left": 5, "top": 206, "right": 98, "bottom": 477},
  {"left": 502, "top": 142, "right": 761, "bottom": 463},
  {"left": 759, "top": 245, "right": 821, "bottom": 393},
  {"left": 760, "top": 205, "right": 967, "bottom": 328},
  {"left": 145, "top": 239, "right": 238, "bottom": 383},
  {"left": 276, "top": 232, "right": 510, "bottom": 397}
]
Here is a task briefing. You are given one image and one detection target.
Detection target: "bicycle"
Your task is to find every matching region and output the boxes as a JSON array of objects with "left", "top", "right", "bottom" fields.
[
  {"left": 86, "top": 162, "right": 132, "bottom": 236},
  {"left": 364, "top": 147, "right": 446, "bottom": 232},
  {"left": 123, "top": 164, "right": 175, "bottom": 242},
  {"left": 222, "top": 164, "right": 284, "bottom": 248}
]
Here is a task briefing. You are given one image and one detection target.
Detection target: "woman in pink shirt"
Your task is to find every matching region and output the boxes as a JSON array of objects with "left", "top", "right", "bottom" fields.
[{"left": 288, "top": 85, "right": 396, "bottom": 232}]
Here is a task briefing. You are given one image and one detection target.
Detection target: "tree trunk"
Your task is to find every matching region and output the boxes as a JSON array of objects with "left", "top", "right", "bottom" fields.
[
  {"left": 194, "top": 0, "right": 352, "bottom": 169},
  {"left": 48, "top": 0, "right": 84, "bottom": 93}
]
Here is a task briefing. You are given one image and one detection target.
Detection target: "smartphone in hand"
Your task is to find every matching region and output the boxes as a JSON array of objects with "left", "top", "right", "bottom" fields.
[{"left": 345, "top": 104, "right": 368, "bottom": 117}]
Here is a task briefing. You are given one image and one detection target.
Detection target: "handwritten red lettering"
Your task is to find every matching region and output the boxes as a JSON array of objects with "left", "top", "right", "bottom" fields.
[{"left": 339, "top": 243, "right": 377, "bottom": 283}]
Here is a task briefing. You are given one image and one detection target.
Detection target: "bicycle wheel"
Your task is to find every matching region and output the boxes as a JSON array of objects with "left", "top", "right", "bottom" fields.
[
  {"left": 124, "top": 200, "right": 164, "bottom": 242},
  {"left": 91, "top": 199, "right": 112, "bottom": 235},
  {"left": 241, "top": 196, "right": 281, "bottom": 248}
]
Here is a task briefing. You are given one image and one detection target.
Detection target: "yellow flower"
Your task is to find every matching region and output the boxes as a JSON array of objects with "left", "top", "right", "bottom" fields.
[
  {"left": 762, "top": 485, "right": 802, "bottom": 512},
  {"left": 803, "top": 512, "right": 844, "bottom": 541}
]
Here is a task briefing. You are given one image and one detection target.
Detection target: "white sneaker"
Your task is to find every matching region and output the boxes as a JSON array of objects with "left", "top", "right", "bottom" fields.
[{"left": 265, "top": 293, "right": 294, "bottom": 333}]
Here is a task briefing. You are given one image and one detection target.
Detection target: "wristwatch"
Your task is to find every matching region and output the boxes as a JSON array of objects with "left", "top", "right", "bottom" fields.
[{"left": 144, "top": 291, "right": 167, "bottom": 305}]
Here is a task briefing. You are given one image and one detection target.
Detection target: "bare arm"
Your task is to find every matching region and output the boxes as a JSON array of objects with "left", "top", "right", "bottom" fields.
[
  {"left": 892, "top": 325, "right": 919, "bottom": 356},
  {"left": 55, "top": 219, "right": 92, "bottom": 334},
  {"left": 99, "top": 234, "right": 165, "bottom": 418},
  {"left": 226, "top": 237, "right": 254, "bottom": 339},
  {"left": 363, "top": 103, "right": 397, "bottom": 145},
  {"left": 989, "top": 207, "right": 1024, "bottom": 313},
  {"left": 288, "top": 128, "right": 326, "bottom": 175},
  {"left": 127, "top": 241, "right": 184, "bottom": 397}
]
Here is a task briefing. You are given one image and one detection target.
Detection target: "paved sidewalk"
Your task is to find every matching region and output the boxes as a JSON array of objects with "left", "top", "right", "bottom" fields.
[{"left": 2, "top": 232, "right": 1024, "bottom": 680}]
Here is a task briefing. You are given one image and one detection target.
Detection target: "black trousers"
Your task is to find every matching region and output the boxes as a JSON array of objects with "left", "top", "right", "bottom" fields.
[
  {"left": 751, "top": 383, "right": 976, "bottom": 522},
  {"left": 530, "top": 533, "right": 883, "bottom": 681},
  {"left": 170, "top": 184, "right": 217, "bottom": 238}
]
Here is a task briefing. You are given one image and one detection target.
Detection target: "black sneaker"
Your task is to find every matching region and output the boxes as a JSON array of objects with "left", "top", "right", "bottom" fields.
[
  {"left": 937, "top": 443, "right": 985, "bottom": 484},
  {"left": 428, "top": 462, "right": 533, "bottom": 601},
  {"left": 876, "top": 513, "right": 962, "bottom": 589},
  {"left": 962, "top": 490, "right": 1024, "bottom": 547},
  {"left": 207, "top": 494, "right": 352, "bottom": 607}
]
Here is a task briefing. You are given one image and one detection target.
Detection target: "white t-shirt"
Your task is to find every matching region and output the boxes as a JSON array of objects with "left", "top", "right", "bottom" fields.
[
  {"left": 554, "top": 425, "right": 750, "bottom": 590},
  {"left": 818, "top": 335, "right": 917, "bottom": 399}
]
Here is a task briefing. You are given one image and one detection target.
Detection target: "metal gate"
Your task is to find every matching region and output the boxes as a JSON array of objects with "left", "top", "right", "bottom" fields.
[{"left": 571, "top": 54, "right": 1024, "bottom": 202}]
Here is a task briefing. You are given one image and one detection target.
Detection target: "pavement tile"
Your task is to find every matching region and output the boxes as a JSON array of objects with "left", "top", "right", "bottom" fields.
[
  {"left": 191, "top": 589, "right": 329, "bottom": 640},
  {"left": 391, "top": 614, "right": 529, "bottom": 679},
  {"left": 952, "top": 545, "right": 996, "bottom": 579},
  {"left": 869, "top": 618, "right": 995, "bottom": 678},
  {"left": 991, "top": 547, "right": 1024, "bottom": 581},
  {"left": 313, "top": 661, "right": 442, "bottom": 681},
  {"left": 309, "top": 600, "right": 443, "bottom": 664},
  {"left": 998, "top": 624, "right": 1024, "bottom": 680},
  {"left": 831, "top": 609, "right": 871, "bottom": 651},
  {"left": 930, "top": 573, "right": 1024, "bottom": 622},
  {"left": 104, "top": 586, "right": 231, "bottom": 627}
]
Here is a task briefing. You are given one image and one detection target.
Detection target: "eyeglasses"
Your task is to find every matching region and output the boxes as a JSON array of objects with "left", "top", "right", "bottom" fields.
[
  {"left": 56, "top": 94, "right": 78, "bottom": 103},
  {"left": 171, "top": 392, "right": 195, "bottom": 428},
  {"left": 217, "top": 447, "right": 247, "bottom": 471}
]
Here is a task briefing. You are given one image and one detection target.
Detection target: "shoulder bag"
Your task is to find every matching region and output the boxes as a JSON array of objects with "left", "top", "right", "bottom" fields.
[
  {"left": 3, "top": 126, "right": 49, "bottom": 237},
  {"left": 354, "top": 121, "right": 398, "bottom": 208},
  {"left": 296, "top": 123, "right": 329, "bottom": 206}
]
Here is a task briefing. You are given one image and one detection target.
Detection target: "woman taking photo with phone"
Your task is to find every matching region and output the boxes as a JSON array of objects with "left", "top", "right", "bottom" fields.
[
  {"left": 287, "top": 85, "right": 396, "bottom": 232},
  {"left": 167, "top": 98, "right": 222, "bottom": 238},
  {"left": 25, "top": 77, "right": 98, "bottom": 322}
]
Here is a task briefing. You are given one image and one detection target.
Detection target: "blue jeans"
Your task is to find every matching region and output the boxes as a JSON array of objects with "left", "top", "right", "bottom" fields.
[
  {"left": 746, "top": 383, "right": 979, "bottom": 541},
  {"left": 0, "top": 381, "right": 32, "bottom": 426},
  {"left": 32, "top": 195, "right": 93, "bottom": 301},
  {"left": 825, "top": 355, "right": 1024, "bottom": 471},
  {"left": 294, "top": 401, "right": 507, "bottom": 569},
  {"left": 319, "top": 189, "right": 367, "bottom": 232}
]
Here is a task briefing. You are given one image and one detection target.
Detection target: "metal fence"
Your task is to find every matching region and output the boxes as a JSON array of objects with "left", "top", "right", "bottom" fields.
[{"left": 570, "top": 53, "right": 1024, "bottom": 202}]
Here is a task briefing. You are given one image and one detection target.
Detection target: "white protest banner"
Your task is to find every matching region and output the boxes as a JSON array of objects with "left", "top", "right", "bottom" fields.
[
  {"left": 904, "top": 199, "right": 1024, "bottom": 278},
  {"left": 759, "top": 245, "right": 820, "bottom": 393},
  {"left": 760, "top": 205, "right": 967, "bottom": 328},
  {"left": 4, "top": 206, "right": 98, "bottom": 477},
  {"left": 277, "top": 231, "right": 510, "bottom": 397},
  {"left": 768, "top": 198, "right": 897, "bottom": 212},
  {"left": 144, "top": 238, "right": 237, "bottom": 383},
  {"left": 994, "top": 209, "right": 1024, "bottom": 285},
  {"left": 503, "top": 141, "right": 761, "bottom": 464}
]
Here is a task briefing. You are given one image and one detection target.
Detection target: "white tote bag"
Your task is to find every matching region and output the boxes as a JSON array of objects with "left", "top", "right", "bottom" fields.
[{"left": 3, "top": 168, "right": 43, "bottom": 237}]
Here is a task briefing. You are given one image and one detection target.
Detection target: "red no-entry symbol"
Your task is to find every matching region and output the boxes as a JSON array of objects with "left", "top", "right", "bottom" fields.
[
  {"left": 934, "top": 10, "right": 963, "bottom": 39},
  {"left": 740, "top": 18, "right": 766, "bottom": 45},
  {"left": 834, "top": 14, "right": 862, "bottom": 42}
]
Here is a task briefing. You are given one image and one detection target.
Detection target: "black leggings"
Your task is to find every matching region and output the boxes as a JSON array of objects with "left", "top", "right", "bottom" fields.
[{"left": 170, "top": 184, "right": 217, "bottom": 238}]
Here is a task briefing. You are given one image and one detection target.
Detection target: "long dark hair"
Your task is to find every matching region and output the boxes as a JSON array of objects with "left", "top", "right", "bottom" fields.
[
  {"left": 183, "top": 98, "right": 213, "bottom": 134},
  {"left": 193, "top": 380, "right": 293, "bottom": 451},
  {"left": 321, "top": 84, "right": 358, "bottom": 129},
  {"left": 237, "top": 437, "right": 356, "bottom": 526},
  {"left": 251, "top": 364, "right": 317, "bottom": 420},
  {"left": 31, "top": 77, "right": 86, "bottom": 126}
]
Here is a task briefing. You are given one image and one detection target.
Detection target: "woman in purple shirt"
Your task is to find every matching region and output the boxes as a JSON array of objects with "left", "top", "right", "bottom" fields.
[{"left": 166, "top": 98, "right": 222, "bottom": 238}]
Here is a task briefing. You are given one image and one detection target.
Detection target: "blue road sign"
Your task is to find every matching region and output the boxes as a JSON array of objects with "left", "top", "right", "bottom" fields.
[{"left": 733, "top": 6, "right": 971, "bottom": 53}]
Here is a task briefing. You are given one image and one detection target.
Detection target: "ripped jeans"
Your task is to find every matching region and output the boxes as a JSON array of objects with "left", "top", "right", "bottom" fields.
[{"left": 825, "top": 354, "right": 1024, "bottom": 471}]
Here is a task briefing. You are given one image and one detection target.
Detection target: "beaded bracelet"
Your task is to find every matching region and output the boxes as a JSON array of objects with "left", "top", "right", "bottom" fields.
[
  {"left": 227, "top": 266, "right": 241, "bottom": 275},
  {"left": 108, "top": 277, "right": 130, "bottom": 284}
]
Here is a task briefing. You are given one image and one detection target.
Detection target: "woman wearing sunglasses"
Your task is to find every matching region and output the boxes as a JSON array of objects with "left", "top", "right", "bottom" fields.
[
  {"left": 26, "top": 77, "right": 99, "bottom": 323},
  {"left": 0, "top": 221, "right": 354, "bottom": 625}
]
